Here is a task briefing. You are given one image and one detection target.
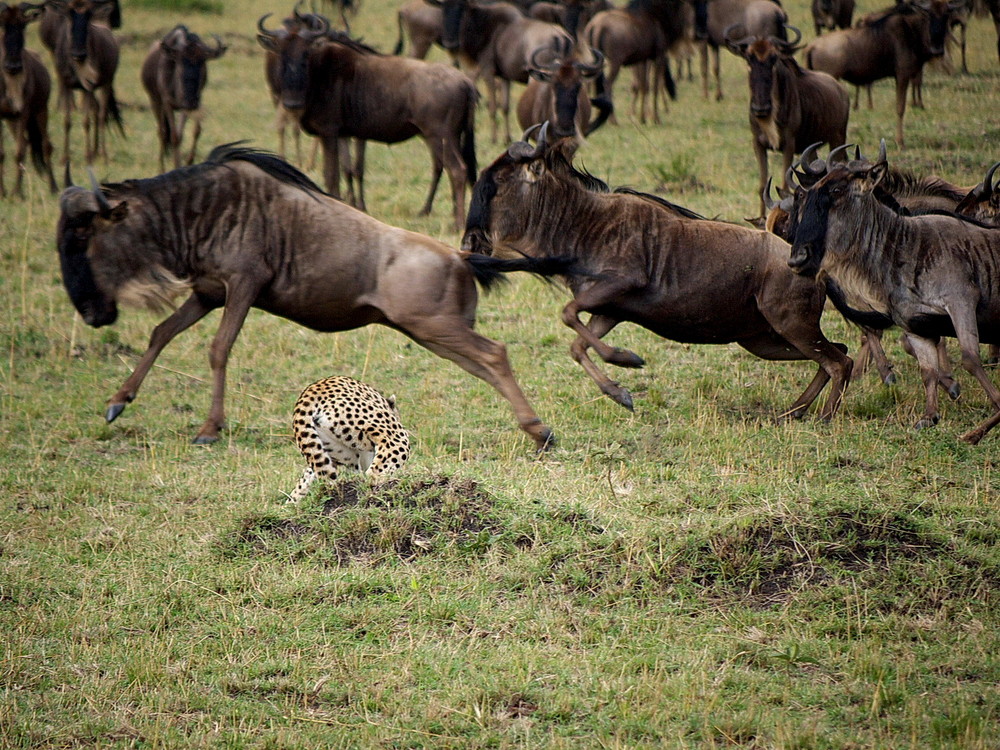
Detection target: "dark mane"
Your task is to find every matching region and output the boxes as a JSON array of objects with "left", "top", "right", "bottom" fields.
[
  {"left": 613, "top": 187, "right": 706, "bottom": 220},
  {"left": 102, "top": 143, "right": 327, "bottom": 198},
  {"left": 880, "top": 167, "right": 967, "bottom": 204},
  {"left": 325, "top": 29, "right": 383, "bottom": 55},
  {"left": 563, "top": 158, "right": 612, "bottom": 193}
]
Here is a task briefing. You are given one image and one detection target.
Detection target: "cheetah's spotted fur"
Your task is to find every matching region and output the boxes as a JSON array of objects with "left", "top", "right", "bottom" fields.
[{"left": 288, "top": 377, "right": 410, "bottom": 502}]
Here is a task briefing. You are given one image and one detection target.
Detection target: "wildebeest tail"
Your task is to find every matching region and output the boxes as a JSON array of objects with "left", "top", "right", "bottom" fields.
[
  {"left": 105, "top": 87, "right": 125, "bottom": 136},
  {"left": 663, "top": 61, "right": 677, "bottom": 100},
  {"left": 461, "top": 87, "right": 478, "bottom": 185},
  {"left": 466, "top": 253, "right": 576, "bottom": 292},
  {"left": 586, "top": 72, "right": 613, "bottom": 136},
  {"left": 26, "top": 116, "right": 48, "bottom": 176},
  {"left": 393, "top": 12, "right": 405, "bottom": 55}
]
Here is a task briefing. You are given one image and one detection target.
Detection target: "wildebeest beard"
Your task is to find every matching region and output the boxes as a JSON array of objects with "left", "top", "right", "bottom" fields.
[
  {"left": 788, "top": 186, "right": 832, "bottom": 278},
  {"left": 57, "top": 212, "right": 118, "bottom": 327}
]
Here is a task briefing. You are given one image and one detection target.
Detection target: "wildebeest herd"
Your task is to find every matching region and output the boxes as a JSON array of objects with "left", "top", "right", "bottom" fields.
[{"left": 0, "top": 0, "right": 995, "bottom": 466}]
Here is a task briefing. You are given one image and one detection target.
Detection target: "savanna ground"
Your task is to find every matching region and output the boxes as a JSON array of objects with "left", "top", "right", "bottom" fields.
[{"left": 2, "top": 0, "right": 1000, "bottom": 746}]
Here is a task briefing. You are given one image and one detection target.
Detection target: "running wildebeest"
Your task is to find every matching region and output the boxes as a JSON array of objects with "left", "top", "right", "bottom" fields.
[
  {"left": 42, "top": 0, "right": 123, "bottom": 171},
  {"left": 725, "top": 27, "right": 849, "bottom": 217},
  {"left": 956, "top": 161, "right": 1000, "bottom": 225},
  {"left": 141, "top": 25, "right": 226, "bottom": 171},
  {"left": 57, "top": 144, "right": 569, "bottom": 449},
  {"left": 462, "top": 125, "right": 853, "bottom": 421},
  {"left": 257, "top": 16, "right": 477, "bottom": 230},
  {"left": 787, "top": 146, "right": 1000, "bottom": 444},
  {"left": 0, "top": 1, "right": 58, "bottom": 196}
]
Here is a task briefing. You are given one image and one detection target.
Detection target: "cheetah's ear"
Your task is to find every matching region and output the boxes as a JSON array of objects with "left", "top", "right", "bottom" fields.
[{"left": 388, "top": 394, "right": 397, "bottom": 410}]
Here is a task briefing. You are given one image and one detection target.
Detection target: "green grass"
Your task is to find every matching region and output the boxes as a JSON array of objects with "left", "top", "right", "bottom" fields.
[{"left": 2, "top": 0, "right": 1000, "bottom": 746}]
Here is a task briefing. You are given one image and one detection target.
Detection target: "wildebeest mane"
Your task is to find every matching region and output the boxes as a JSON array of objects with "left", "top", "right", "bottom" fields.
[
  {"left": 613, "top": 187, "right": 706, "bottom": 220},
  {"left": 325, "top": 29, "right": 383, "bottom": 55},
  {"left": 101, "top": 143, "right": 328, "bottom": 199}
]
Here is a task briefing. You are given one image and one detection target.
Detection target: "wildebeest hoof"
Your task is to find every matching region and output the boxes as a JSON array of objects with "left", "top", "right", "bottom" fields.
[
  {"left": 607, "top": 348, "right": 645, "bottom": 368},
  {"left": 192, "top": 433, "right": 220, "bottom": 445},
  {"left": 105, "top": 403, "right": 127, "bottom": 423},
  {"left": 602, "top": 383, "right": 634, "bottom": 411},
  {"left": 947, "top": 383, "right": 961, "bottom": 401},
  {"left": 959, "top": 428, "right": 985, "bottom": 445},
  {"left": 913, "top": 416, "right": 939, "bottom": 430},
  {"left": 883, "top": 372, "right": 897, "bottom": 386},
  {"left": 535, "top": 428, "right": 557, "bottom": 452}
]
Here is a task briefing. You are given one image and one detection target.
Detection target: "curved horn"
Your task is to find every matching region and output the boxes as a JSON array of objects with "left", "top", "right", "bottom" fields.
[
  {"left": 800, "top": 142, "right": 825, "bottom": 175},
  {"left": 763, "top": 177, "right": 778, "bottom": 212},
  {"left": 723, "top": 23, "right": 754, "bottom": 49},
  {"left": 575, "top": 47, "right": 605, "bottom": 75},
  {"left": 986, "top": 161, "right": 1000, "bottom": 196},
  {"left": 782, "top": 24, "right": 802, "bottom": 47},
  {"left": 302, "top": 12, "right": 330, "bottom": 40},
  {"left": 530, "top": 45, "right": 561, "bottom": 71},
  {"left": 87, "top": 168, "right": 112, "bottom": 214},
  {"left": 786, "top": 164, "right": 801, "bottom": 190},
  {"left": 827, "top": 143, "right": 852, "bottom": 164},
  {"left": 257, "top": 13, "right": 282, "bottom": 38}
]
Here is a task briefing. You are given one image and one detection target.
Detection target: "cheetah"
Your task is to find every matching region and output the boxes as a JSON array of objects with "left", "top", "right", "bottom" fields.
[{"left": 288, "top": 377, "right": 410, "bottom": 502}]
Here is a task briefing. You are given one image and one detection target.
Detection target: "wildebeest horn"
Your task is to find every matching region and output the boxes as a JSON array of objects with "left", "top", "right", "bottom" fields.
[
  {"left": 87, "top": 167, "right": 112, "bottom": 214},
  {"left": 985, "top": 161, "right": 1000, "bottom": 197},
  {"left": 782, "top": 24, "right": 802, "bottom": 47},
  {"left": 827, "top": 143, "right": 851, "bottom": 164},
  {"left": 800, "top": 142, "right": 825, "bottom": 175},
  {"left": 575, "top": 47, "right": 604, "bottom": 75},
  {"left": 530, "top": 45, "right": 561, "bottom": 71},
  {"left": 723, "top": 23, "right": 754, "bottom": 50},
  {"left": 257, "top": 13, "right": 282, "bottom": 38},
  {"left": 876, "top": 138, "right": 887, "bottom": 164},
  {"left": 209, "top": 34, "right": 226, "bottom": 57},
  {"left": 786, "top": 165, "right": 801, "bottom": 189},
  {"left": 763, "top": 178, "right": 778, "bottom": 211}
]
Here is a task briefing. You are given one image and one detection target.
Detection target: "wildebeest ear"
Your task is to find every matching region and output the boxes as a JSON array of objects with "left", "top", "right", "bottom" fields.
[
  {"left": 256, "top": 34, "right": 280, "bottom": 53},
  {"left": 858, "top": 162, "right": 888, "bottom": 194},
  {"left": 91, "top": 0, "right": 116, "bottom": 22},
  {"left": 100, "top": 200, "right": 129, "bottom": 224},
  {"left": 528, "top": 68, "right": 552, "bottom": 83},
  {"left": 22, "top": 4, "right": 44, "bottom": 22}
]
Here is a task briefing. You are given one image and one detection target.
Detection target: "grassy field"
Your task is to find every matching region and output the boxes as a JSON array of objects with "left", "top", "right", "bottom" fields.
[{"left": 2, "top": 0, "right": 1000, "bottom": 746}]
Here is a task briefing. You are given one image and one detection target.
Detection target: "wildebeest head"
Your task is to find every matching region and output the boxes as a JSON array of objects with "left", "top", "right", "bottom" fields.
[
  {"left": 788, "top": 143, "right": 889, "bottom": 277},
  {"left": 725, "top": 26, "right": 802, "bottom": 119},
  {"left": 57, "top": 179, "right": 129, "bottom": 327},
  {"left": 256, "top": 10, "right": 329, "bottom": 110},
  {"left": 0, "top": 2, "right": 43, "bottom": 74},
  {"left": 160, "top": 25, "right": 226, "bottom": 112},
  {"left": 431, "top": 0, "right": 468, "bottom": 52},
  {"left": 527, "top": 38, "right": 605, "bottom": 139},
  {"left": 956, "top": 161, "right": 1000, "bottom": 224},
  {"left": 911, "top": 0, "right": 963, "bottom": 57},
  {"left": 47, "top": 0, "right": 115, "bottom": 63},
  {"left": 463, "top": 122, "right": 593, "bottom": 255}
]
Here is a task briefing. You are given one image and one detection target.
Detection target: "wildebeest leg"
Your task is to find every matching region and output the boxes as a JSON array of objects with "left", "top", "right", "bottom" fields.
[
  {"left": 630, "top": 63, "right": 648, "bottom": 123},
  {"left": 895, "top": 76, "right": 908, "bottom": 147},
  {"left": 699, "top": 40, "right": 709, "bottom": 99},
  {"left": 429, "top": 135, "right": 467, "bottom": 231},
  {"left": 560, "top": 286, "right": 646, "bottom": 369},
  {"left": 754, "top": 140, "right": 770, "bottom": 218},
  {"left": 866, "top": 85, "right": 873, "bottom": 109},
  {"left": 0, "top": 122, "right": 6, "bottom": 197},
  {"left": 352, "top": 140, "right": 366, "bottom": 212},
  {"left": 106, "top": 293, "right": 216, "bottom": 425},
  {"left": 605, "top": 60, "right": 621, "bottom": 124},
  {"left": 904, "top": 333, "right": 943, "bottom": 430},
  {"left": 419, "top": 138, "right": 444, "bottom": 218},
  {"left": 568, "top": 314, "right": 635, "bottom": 410},
  {"left": 184, "top": 112, "right": 202, "bottom": 167},
  {"left": 501, "top": 80, "right": 513, "bottom": 144},
  {"left": 62, "top": 90, "right": 74, "bottom": 176},
  {"left": 901, "top": 333, "right": 960, "bottom": 398},
  {"left": 948, "top": 308, "right": 1000, "bottom": 444},
  {"left": 711, "top": 45, "right": 723, "bottom": 101},
  {"left": 911, "top": 69, "right": 924, "bottom": 108},
  {"left": 401, "top": 317, "right": 555, "bottom": 450},
  {"left": 853, "top": 328, "right": 896, "bottom": 384},
  {"left": 339, "top": 139, "right": 358, "bottom": 208},
  {"left": 196, "top": 279, "right": 269, "bottom": 444},
  {"left": 321, "top": 135, "right": 342, "bottom": 200},
  {"left": 487, "top": 76, "right": 500, "bottom": 143},
  {"left": 752, "top": 299, "right": 853, "bottom": 419}
]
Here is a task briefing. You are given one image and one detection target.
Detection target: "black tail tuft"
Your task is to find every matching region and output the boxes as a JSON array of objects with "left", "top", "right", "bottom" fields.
[
  {"left": 663, "top": 62, "right": 677, "bottom": 101},
  {"left": 466, "top": 253, "right": 577, "bottom": 292},
  {"left": 461, "top": 89, "right": 478, "bottom": 186}
]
